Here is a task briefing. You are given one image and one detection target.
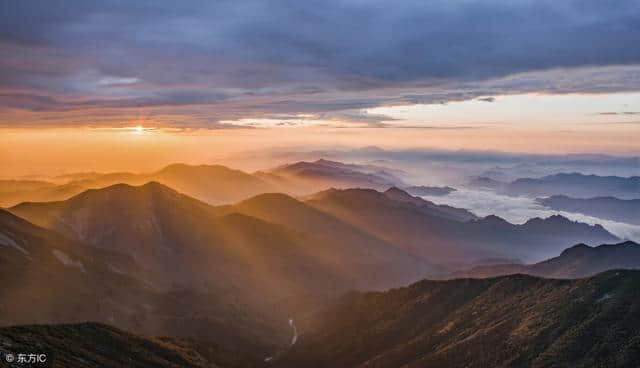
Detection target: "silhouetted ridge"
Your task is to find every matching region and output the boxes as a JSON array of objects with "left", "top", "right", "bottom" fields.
[
  {"left": 278, "top": 270, "right": 640, "bottom": 367},
  {"left": 477, "top": 214, "right": 510, "bottom": 225},
  {"left": 559, "top": 243, "right": 592, "bottom": 256},
  {"left": 455, "top": 241, "right": 640, "bottom": 279},
  {"left": 237, "top": 192, "right": 301, "bottom": 207}
]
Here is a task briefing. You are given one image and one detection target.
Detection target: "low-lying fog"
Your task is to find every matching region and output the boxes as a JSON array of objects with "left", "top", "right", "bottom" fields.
[{"left": 420, "top": 189, "right": 640, "bottom": 243}]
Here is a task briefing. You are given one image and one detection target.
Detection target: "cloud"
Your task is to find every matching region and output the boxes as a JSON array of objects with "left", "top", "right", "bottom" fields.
[
  {"left": 598, "top": 112, "right": 640, "bottom": 115},
  {"left": 1, "top": 0, "right": 640, "bottom": 128},
  {"left": 477, "top": 97, "right": 496, "bottom": 103}
]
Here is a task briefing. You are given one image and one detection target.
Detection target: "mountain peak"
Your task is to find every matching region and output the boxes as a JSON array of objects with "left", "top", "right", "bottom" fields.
[
  {"left": 523, "top": 214, "right": 571, "bottom": 226},
  {"left": 314, "top": 158, "right": 337, "bottom": 165},
  {"left": 616, "top": 240, "right": 640, "bottom": 247},
  {"left": 559, "top": 243, "right": 592, "bottom": 256},
  {"left": 307, "top": 187, "right": 382, "bottom": 202},
  {"left": 237, "top": 192, "right": 300, "bottom": 207},
  {"left": 157, "top": 162, "right": 231, "bottom": 172},
  {"left": 384, "top": 186, "right": 412, "bottom": 197},
  {"left": 479, "top": 214, "right": 510, "bottom": 225},
  {"left": 74, "top": 181, "right": 178, "bottom": 199}
]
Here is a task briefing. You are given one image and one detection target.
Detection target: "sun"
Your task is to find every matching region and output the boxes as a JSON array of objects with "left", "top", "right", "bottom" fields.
[{"left": 134, "top": 125, "right": 144, "bottom": 133}]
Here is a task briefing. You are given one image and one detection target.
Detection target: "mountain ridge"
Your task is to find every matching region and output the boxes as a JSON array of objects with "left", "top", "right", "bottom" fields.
[
  {"left": 305, "top": 187, "right": 618, "bottom": 263},
  {"left": 536, "top": 195, "right": 640, "bottom": 225},
  {"left": 469, "top": 172, "right": 640, "bottom": 199},
  {"left": 276, "top": 270, "right": 640, "bottom": 367},
  {"left": 453, "top": 240, "right": 640, "bottom": 279}
]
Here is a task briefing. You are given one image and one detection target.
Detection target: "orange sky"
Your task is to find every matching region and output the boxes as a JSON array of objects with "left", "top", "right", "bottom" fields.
[
  {"left": 2, "top": 118, "right": 638, "bottom": 179},
  {"left": 2, "top": 1, "right": 639, "bottom": 180}
]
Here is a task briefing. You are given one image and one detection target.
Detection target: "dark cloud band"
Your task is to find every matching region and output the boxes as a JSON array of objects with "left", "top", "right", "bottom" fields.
[{"left": 1, "top": 0, "right": 639, "bottom": 127}]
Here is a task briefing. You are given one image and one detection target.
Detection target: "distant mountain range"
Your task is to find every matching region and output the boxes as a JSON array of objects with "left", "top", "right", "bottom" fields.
[
  {"left": 277, "top": 270, "right": 640, "bottom": 367},
  {"left": 536, "top": 195, "right": 640, "bottom": 225},
  {"left": 305, "top": 187, "right": 617, "bottom": 263},
  {"left": 1, "top": 159, "right": 405, "bottom": 207},
  {"left": 0, "top": 164, "right": 274, "bottom": 207},
  {"left": 259, "top": 158, "right": 405, "bottom": 191},
  {"left": 0, "top": 179, "right": 87, "bottom": 208},
  {"left": 453, "top": 240, "right": 640, "bottom": 279},
  {"left": 469, "top": 172, "right": 640, "bottom": 199}
]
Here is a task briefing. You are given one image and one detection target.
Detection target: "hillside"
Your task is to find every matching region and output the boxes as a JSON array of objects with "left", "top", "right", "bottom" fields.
[
  {"left": 306, "top": 188, "right": 618, "bottom": 263},
  {"left": 453, "top": 241, "right": 640, "bottom": 279},
  {"left": 9, "top": 182, "right": 434, "bottom": 300},
  {"left": 472, "top": 173, "right": 640, "bottom": 200},
  {"left": 0, "top": 323, "right": 256, "bottom": 368},
  {"left": 277, "top": 270, "right": 640, "bottom": 367},
  {"left": 0, "top": 208, "right": 289, "bottom": 355},
  {"left": 215, "top": 191, "right": 444, "bottom": 280},
  {"left": 0, "top": 208, "right": 149, "bottom": 327},
  {"left": 257, "top": 159, "right": 403, "bottom": 193},
  {"left": 536, "top": 195, "right": 640, "bottom": 225}
]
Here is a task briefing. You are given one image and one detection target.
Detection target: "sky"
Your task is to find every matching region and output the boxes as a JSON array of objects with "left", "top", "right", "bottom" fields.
[{"left": 1, "top": 0, "right": 639, "bottom": 175}]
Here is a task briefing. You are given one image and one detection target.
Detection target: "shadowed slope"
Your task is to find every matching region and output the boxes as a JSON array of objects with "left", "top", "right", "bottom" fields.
[
  {"left": 536, "top": 195, "right": 640, "bottom": 225},
  {"left": 0, "top": 323, "right": 257, "bottom": 368},
  {"left": 470, "top": 173, "right": 640, "bottom": 200},
  {"left": 0, "top": 208, "right": 148, "bottom": 327},
  {"left": 216, "top": 192, "right": 443, "bottom": 282},
  {"left": 305, "top": 188, "right": 618, "bottom": 263},
  {"left": 256, "top": 159, "right": 404, "bottom": 194},
  {"left": 0, "top": 208, "right": 290, "bottom": 355},
  {"left": 10, "top": 182, "right": 434, "bottom": 299},
  {"left": 454, "top": 241, "right": 640, "bottom": 279},
  {"left": 277, "top": 270, "right": 640, "bottom": 368}
]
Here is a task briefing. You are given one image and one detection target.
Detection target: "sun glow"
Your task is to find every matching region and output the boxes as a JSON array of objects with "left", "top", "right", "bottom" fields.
[{"left": 129, "top": 125, "right": 152, "bottom": 134}]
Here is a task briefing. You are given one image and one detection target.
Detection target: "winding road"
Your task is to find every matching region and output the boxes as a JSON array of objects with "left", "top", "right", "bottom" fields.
[{"left": 264, "top": 317, "right": 298, "bottom": 363}]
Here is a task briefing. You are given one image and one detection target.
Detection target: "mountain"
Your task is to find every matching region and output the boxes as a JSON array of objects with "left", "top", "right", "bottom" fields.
[
  {"left": 305, "top": 188, "right": 618, "bottom": 263},
  {"left": 148, "top": 164, "right": 277, "bottom": 204},
  {"left": 453, "top": 241, "right": 640, "bottom": 279},
  {"left": 276, "top": 270, "right": 640, "bottom": 367},
  {"left": 382, "top": 187, "right": 477, "bottom": 222},
  {"left": 0, "top": 207, "right": 148, "bottom": 327},
  {"left": 214, "top": 191, "right": 443, "bottom": 281},
  {"left": 9, "top": 182, "right": 435, "bottom": 299},
  {"left": 0, "top": 207, "right": 290, "bottom": 355},
  {"left": 404, "top": 185, "right": 456, "bottom": 196},
  {"left": 259, "top": 159, "right": 403, "bottom": 193},
  {"left": 7, "top": 183, "right": 448, "bottom": 355},
  {"left": 0, "top": 179, "right": 55, "bottom": 193},
  {"left": 1, "top": 160, "right": 408, "bottom": 207},
  {"left": 536, "top": 195, "right": 640, "bottom": 225},
  {"left": 1, "top": 164, "right": 276, "bottom": 207},
  {"left": 0, "top": 180, "right": 84, "bottom": 208},
  {"left": 490, "top": 173, "right": 640, "bottom": 199},
  {"left": 0, "top": 323, "right": 256, "bottom": 368}
]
